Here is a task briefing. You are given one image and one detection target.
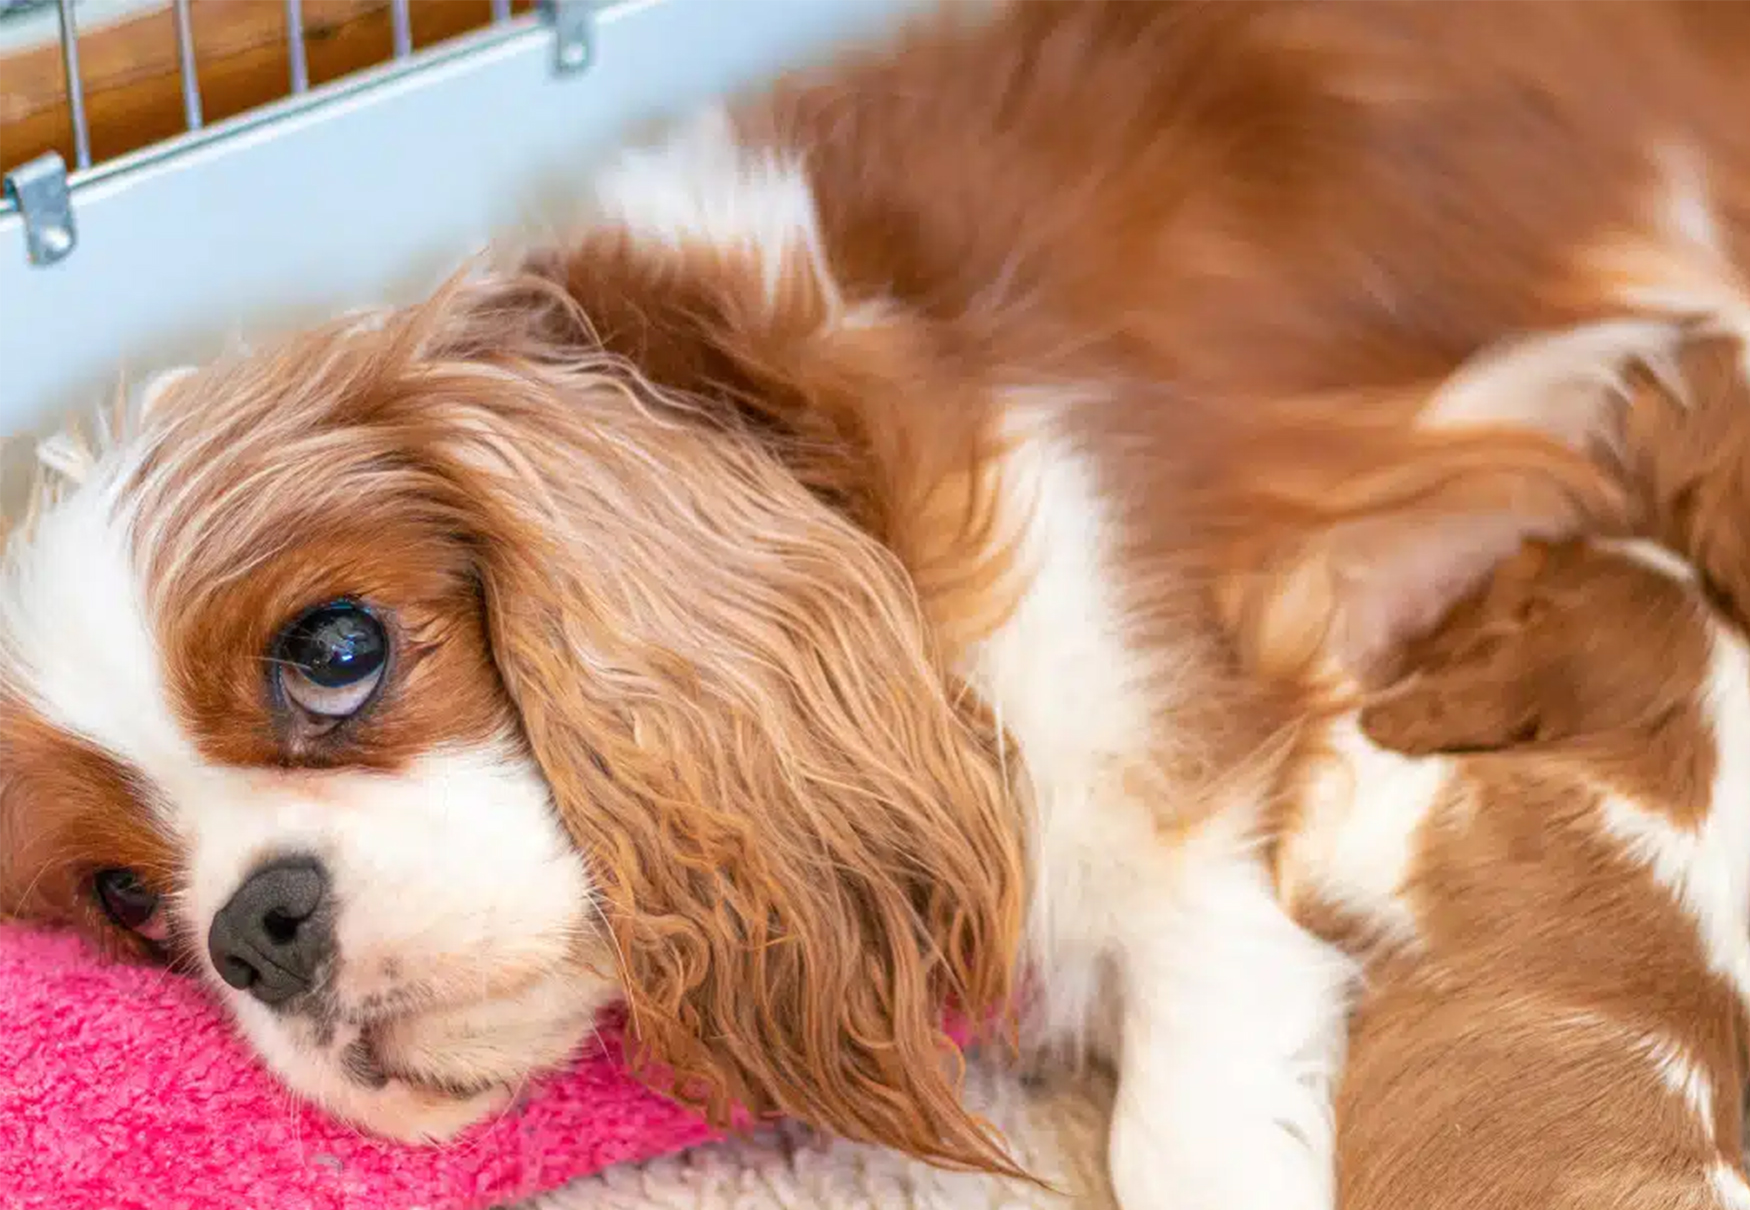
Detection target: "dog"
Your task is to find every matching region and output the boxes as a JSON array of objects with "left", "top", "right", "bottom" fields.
[
  {"left": 1277, "top": 532, "right": 1750, "bottom": 1210},
  {"left": 7, "top": 4, "right": 1750, "bottom": 1206},
  {"left": 1258, "top": 333, "right": 1750, "bottom": 1210}
]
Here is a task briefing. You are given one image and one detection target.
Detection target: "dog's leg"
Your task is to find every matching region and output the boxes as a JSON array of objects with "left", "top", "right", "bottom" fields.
[{"left": 1107, "top": 829, "right": 1354, "bottom": 1210}]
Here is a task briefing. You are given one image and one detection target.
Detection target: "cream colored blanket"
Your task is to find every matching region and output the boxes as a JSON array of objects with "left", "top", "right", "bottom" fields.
[{"left": 530, "top": 1061, "right": 1118, "bottom": 1210}]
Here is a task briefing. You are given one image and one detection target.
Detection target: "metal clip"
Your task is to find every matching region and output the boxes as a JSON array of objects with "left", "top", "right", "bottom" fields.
[
  {"left": 540, "top": 0, "right": 594, "bottom": 75},
  {"left": 3, "top": 152, "right": 76, "bottom": 267}
]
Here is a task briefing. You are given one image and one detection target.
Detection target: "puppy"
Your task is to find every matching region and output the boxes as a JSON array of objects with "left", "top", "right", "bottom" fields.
[
  {"left": 7, "top": 5, "right": 1750, "bottom": 1207},
  {"left": 1278, "top": 537, "right": 1750, "bottom": 1210}
]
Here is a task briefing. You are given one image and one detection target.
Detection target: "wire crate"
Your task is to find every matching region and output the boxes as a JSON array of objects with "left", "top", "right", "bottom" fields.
[{"left": 0, "top": 0, "right": 911, "bottom": 435}]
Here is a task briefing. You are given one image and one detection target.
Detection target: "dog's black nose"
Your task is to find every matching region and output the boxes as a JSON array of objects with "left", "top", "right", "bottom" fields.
[{"left": 207, "top": 858, "right": 331, "bottom": 1007}]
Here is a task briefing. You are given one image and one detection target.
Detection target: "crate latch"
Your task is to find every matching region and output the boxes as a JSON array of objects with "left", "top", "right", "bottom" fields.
[
  {"left": 3, "top": 152, "right": 77, "bottom": 268},
  {"left": 540, "top": 0, "right": 595, "bottom": 75}
]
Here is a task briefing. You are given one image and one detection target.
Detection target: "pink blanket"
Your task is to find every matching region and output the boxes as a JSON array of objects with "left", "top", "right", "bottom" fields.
[{"left": 0, "top": 922, "right": 719, "bottom": 1210}]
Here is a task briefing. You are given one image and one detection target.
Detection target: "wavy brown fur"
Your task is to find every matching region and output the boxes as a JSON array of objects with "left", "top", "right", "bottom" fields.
[{"left": 419, "top": 286, "right": 1029, "bottom": 1176}]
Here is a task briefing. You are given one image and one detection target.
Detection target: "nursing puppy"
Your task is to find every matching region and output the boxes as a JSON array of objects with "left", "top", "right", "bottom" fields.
[
  {"left": 1258, "top": 333, "right": 1750, "bottom": 1209},
  {"left": 8, "top": 5, "right": 1750, "bottom": 1208},
  {"left": 1279, "top": 535, "right": 1750, "bottom": 1210}
]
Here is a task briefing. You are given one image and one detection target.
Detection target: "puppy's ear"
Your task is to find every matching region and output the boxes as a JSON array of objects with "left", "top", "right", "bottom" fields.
[
  {"left": 413, "top": 346, "right": 1026, "bottom": 1176},
  {"left": 1358, "top": 540, "right": 1706, "bottom": 756}
]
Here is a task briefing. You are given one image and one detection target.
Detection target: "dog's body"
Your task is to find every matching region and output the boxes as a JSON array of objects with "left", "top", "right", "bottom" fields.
[{"left": 9, "top": 4, "right": 1750, "bottom": 1207}]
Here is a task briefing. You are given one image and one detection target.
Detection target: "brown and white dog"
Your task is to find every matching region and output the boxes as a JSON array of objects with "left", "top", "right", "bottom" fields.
[
  {"left": 7, "top": 4, "right": 1750, "bottom": 1207},
  {"left": 1258, "top": 334, "right": 1750, "bottom": 1210},
  {"left": 1281, "top": 532, "right": 1750, "bottom": 1210}
]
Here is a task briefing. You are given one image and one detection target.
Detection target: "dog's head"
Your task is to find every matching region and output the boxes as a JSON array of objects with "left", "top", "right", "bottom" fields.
[{"left": 0, "top": 272, "right": 1025, "bottom": 1171}]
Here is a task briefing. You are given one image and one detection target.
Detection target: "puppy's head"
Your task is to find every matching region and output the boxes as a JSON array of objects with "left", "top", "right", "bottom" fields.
[
  {"left": 0, "top": 276, "right": 1024, "bottom": 1172},
  {"left": 1358, "top": 538, "right": 1716, "bottom": 769}
]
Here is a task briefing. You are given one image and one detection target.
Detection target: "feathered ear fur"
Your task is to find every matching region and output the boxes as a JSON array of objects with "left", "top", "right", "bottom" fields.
[
  {"left": 399, "top": 278, "right": 1029, "bottom": 1175},
  {"left": 512, "top": 230, "right": 1019, "bottom": 654}
]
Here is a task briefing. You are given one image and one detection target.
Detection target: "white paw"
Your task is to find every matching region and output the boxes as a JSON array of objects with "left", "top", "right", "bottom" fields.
[
  {"left": 1111, "top": 1099, "right": 1334, "bottom": 1210},
  {"left": 1107, "top": 842, "right": 1349, "bottom": 1210}
]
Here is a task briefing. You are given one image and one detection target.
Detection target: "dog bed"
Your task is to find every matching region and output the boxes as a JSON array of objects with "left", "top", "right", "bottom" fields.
[
  {"left": 527, "top": 1061, "right": 1117, "bottom": 1210},
  {"left": 0, "top": 921, "right": 719, "bottom": 1210},
  {"left": 0, "top": 919, "right": 1114, "bottom": 1209}
]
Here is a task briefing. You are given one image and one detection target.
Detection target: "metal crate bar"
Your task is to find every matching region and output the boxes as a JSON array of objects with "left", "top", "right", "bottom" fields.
[
  {"left": 172, "top": 0, "right": 204, "bottom": 132},
  {"left": 1, "top": 0, "right": 913, "bottom": 424},
  {"left": 491, "top": 0, "right": 513, "bottom": 22},
  {"left": 285, "top": 0, "right": 310, "bottom": 94},
  {"left": 390, "top": 0, "right": 413, "bottom": 59},
  {"left": 54, "top": 0, "right": 90, "bottom": 170}
]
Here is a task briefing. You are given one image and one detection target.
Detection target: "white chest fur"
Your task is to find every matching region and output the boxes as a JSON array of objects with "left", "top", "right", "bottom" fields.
[
  {"left": 953, "top": 406, "right": 1168, "bottom": 1048},
  {"left": 955, "top": 409, "right": 1359, "bottom": 1210}
]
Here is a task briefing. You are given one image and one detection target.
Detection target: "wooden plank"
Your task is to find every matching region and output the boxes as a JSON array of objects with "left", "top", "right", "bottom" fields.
[{"left": 0, "top": 0, "right": 531, "bottom": 176}]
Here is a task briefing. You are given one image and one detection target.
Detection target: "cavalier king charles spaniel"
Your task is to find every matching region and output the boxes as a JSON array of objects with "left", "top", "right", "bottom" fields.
[{"left": 8, "top": 4, "right": 1750, "bottom": 1207}]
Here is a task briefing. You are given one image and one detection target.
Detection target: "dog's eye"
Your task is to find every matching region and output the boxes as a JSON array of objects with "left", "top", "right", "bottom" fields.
[
  {"left": 93, "top": 868, "right": 168, "bottom": 941},
  {"left": 273, "top": 601, "right": 388, "bottom": 719}
]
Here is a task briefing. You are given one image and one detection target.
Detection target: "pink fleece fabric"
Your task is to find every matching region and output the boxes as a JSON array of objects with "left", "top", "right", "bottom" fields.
[{"left": 0, "top": 921, "right": 720, "bottom": 1210}]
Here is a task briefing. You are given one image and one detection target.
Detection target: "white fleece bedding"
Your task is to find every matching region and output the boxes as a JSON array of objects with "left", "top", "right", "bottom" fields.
[{"left": 526, "top": 1060, "right": 1118, "bottom": 1210}]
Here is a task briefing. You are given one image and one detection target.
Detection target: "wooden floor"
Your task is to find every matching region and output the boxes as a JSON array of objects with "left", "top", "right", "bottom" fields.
[{"left": 0, "top": 0, "right": 532, "bottom": 177}]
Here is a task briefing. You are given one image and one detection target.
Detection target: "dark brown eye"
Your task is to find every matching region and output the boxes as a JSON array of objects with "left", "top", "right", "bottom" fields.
[
  {"left": 272, "top": 601, "right": 388, "bottom": 719},
  {"left": 93, "top": 868, "right": 167, "bottom": 941}
]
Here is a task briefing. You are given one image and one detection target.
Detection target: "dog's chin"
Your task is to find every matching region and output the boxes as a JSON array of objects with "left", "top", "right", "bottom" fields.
[
  {"left": 229, "top": 967, "right": 618, "bottom": 1143},
  {"left": 296, "top": 1063, "right": 517, "bottom": 1145}
]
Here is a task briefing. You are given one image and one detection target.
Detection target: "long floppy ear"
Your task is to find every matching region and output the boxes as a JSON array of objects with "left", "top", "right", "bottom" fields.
[
  {"left": 511, "top": 230, "right": 1012, "bottom": 650},
  {"left": 1357, "top": 540, "right": 1708, "bottom": 756},
  {"left": 401, "top": 305, "right": 1027, "bottom": 1175}
]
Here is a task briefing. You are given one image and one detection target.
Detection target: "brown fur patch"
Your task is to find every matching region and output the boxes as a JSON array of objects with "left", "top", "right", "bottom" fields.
[
  {"left": 730, "top": 0, "right": 1750, "bottom": 827},
  {"left": 0, "top": 694, "right": 176, "bottom": 959},
  {"left": 1621, "top": 333, "right": 1750, "bottom": 633},
  {"left": 516, "top": 233, "right": 1019, "bottom": 657}
]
